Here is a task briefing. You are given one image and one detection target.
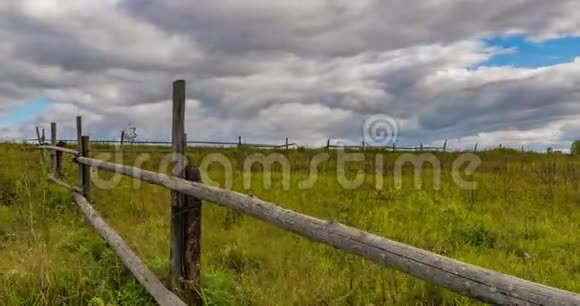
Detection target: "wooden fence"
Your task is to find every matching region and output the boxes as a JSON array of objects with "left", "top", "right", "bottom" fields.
[
  {"left": 31, "top": 138, "right": 298, "bottom": 149},
  {"left": 30, "top": 137, "right": 445, "bottom": 152},
  {"left": 325, "top": 138, "right": 448, "bottom": 152},
  {"left": 35, "top": 80, "right": 580, "bottom": 306},
  {"left": 30, "top": 132, "right": 447, "bottom": 153}
]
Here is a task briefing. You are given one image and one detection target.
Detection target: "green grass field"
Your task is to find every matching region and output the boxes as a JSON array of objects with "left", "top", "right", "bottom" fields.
[{"left": 0, "top": 143, "right": 578, "bottom": 305}]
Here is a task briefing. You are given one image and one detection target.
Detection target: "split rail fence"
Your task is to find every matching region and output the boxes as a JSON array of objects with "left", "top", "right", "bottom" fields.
[{"left": 35, "top": 80, "right": 580, "bottom": 306}]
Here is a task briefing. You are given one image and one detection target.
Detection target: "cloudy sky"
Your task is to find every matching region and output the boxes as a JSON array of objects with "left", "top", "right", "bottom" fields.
[{"left": 1, "top": 0, "right": 580, "bottom": 151}]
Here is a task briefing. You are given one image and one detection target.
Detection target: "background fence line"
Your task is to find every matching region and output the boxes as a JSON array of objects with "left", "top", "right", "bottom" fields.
[{"left": 29, "top": 138, "right": 448, "bottom": 152}]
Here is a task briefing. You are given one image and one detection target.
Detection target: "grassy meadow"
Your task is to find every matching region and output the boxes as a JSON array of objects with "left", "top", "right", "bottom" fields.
[{"left": 0, "top": 143, "right": 578, "bottom": 305}]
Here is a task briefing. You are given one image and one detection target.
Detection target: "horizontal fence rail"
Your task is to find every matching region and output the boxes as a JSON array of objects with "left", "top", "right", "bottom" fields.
[
  {"left": 38, "top": 145, "right": 81, "bottom": 155},
  {"left": 42, "top": 146, "right": 580, "bottom": 306}
]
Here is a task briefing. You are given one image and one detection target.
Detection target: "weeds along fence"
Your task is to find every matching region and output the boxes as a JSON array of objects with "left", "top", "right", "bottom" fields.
[{"left": 35, "top": 80, "right": 580, "bottom": 306}]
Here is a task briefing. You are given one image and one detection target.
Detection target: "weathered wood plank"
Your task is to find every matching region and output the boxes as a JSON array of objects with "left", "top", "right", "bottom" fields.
[
  {"left": 72, "top": 193, "right": 186, "bottom": 306},
  {"left": 73, "top": 155, "right": 580, "bottom": 306}
]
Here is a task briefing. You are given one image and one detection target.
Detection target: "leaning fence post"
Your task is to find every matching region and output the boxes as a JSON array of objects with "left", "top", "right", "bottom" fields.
[
  {"left": 80, "top": 135, "right": 91, "bottom": 200},
  {"left": 35, "top": 126, "right": 46, "bottom": 164},
  {"left": 170, "top": 79, "right": 187, "bottom": 293},
  {"left": 443, "top": 139, "right": 448, "bottom": 152},
  {"left": 51, "top": 122, "right": 57, "bottom": 174},
  {"left": 35, "top": 127, "right": 42, "bottom": 145}
]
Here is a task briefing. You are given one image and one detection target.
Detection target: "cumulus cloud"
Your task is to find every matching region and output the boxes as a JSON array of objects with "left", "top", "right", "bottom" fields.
[{"left": 1, "top": 0, "right": 580, "bottom": 151}]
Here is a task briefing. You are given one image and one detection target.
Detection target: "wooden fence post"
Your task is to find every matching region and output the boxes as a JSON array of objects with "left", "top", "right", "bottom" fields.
[
  {"left": 326, "top": 139, "right": 330, "bottom": 150},
  {"left": 80, "top": 136, "right": 91, "bottom": 200},
  {"left": 474, "top": 143, "right": 478, "bottom": 152},
  {"left": 51, "top": 122, "right": 57, "bottom": 174},
  {"left": 170, "top": 80, "right": 187, "bottom": 293},
  {"left": 183, "top": 164, "right": 202, "bottom": 305},
  {"left": 120, "top": 130, "right": 125, "bottom": 152},
  {"left": 56, "top": 142, "right": 64, "bottom": 177},
  {"left": 392, "top": 142, "right": 396, "bottom": 152},
  {"left": 238, "top": 136, "right": 242, "bottom": 148},
  {"left": 285, "top": 137, "right": 289, "bottom": 150},
  {"left": 42, "top": 128, "right": 45, "bottom": 143},
  {"left": 443, "top": 139, "right": 448, "bottom": 152},
  {"left": 77, "top": 116, "right": 83, "bottom": 184}
]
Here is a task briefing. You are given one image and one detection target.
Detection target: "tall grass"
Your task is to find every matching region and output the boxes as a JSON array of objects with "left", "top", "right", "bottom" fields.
[{"left": 0, "top": 144, "right": 578, "bottom": 305}]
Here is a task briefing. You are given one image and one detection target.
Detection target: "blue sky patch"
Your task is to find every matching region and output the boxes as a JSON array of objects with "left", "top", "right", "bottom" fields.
[
  {"left": 477, "top": 34, "right": 580, "bottom": 68},
  {"left": 0, "top": 99, "right": 50, "bottom": 128}
]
